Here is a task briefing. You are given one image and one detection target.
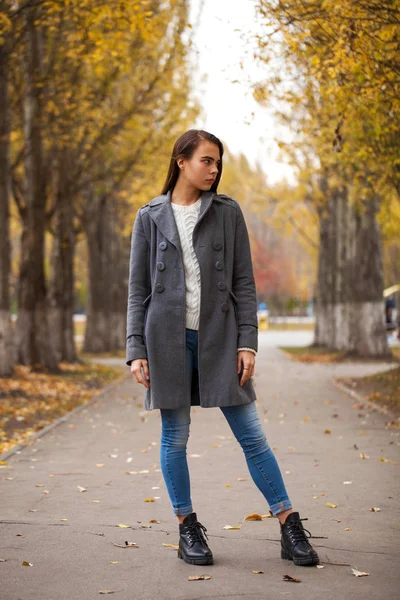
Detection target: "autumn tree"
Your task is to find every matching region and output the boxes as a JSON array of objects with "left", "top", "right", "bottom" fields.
[{"left": 253, "top": 0, "right": 399, "bottom": 356}]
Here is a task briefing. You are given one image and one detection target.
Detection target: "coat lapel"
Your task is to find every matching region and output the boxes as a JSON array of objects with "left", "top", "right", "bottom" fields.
[{"left": 148, "top": 189, "right": 216, "bottom": 252}]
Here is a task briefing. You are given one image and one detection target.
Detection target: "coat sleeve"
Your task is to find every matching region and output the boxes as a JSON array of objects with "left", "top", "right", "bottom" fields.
[
  {"left": 232, "top": 204, "right": 258, "bottom": 352},
  {"left": 126, "top": 210, "right": 151, "bottom": 365}
]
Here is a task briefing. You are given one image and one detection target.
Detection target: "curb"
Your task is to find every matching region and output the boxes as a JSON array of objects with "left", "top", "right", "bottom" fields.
[
  {"left": 332, "top": 378, "right": 398, "bottom": 420},
  {"left": 0, "top": 371, "right": 130, "bottom": 463}
]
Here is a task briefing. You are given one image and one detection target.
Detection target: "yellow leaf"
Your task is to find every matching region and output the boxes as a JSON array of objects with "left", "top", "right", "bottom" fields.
[
  {"left": 345, "top": 527, "right": 351, "bottom": 531},
  {"left": 360, "top": 453, "right": 370, "bottom": 459},
  {"left": 117, "top": 524, "right": 132, "bottom": 528},
  {"left": 225, "top": 483, "right": 231, "bottom": 487},
  {"left": 326, "top": 502, "right": 337, "bottom": 508},
  {"left": 237, "top": 477, "right": 247, "bottom": 481},
  {"left": 149, "top": 519, "right": 160, "bottom": 523},
  {"left": 92, "top": 500, "right": 101, "bottom": 503},
  {"left": 245, "top": 513, "right": 263, "bottom": 521},
  {"left": 223, "top": 525, "right": 241, "bottom": 530},
  {"left": 60, "top": 518, "right": 68, "bottom": 522},
  {"left": 144, "top": 498, "right": 155, "bottom": 502},
  {"left": 324, "top": 429, "right": 331, "bottom": 434},
  {"left": 188, "top": 575, "right": 212, "bottom": 581},
  {"left": 109, "top": 561, "right": 119, "bottom": 564},
  {"left": 252, "top": 570, "right": 264, "bottom": 574},
  {"left": 22, "top": 561, "right": 33, "bottom": 566},
  {"left": 360, "top": 431, "right": 366, "bottom": 435},
  {"left": 96, "top": 464, "right": 105, "bottom": 467},
  {"left": 162, "top": 543, "right": 179, "bottom": 550}
]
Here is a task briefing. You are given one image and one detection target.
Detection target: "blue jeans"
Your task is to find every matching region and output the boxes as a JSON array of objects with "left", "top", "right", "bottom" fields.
[{"left": 160, "top": 329, "right": 292, "bottom": 517}]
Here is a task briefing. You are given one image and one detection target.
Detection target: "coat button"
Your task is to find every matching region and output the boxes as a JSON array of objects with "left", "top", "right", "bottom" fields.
[
  {"left": 221, "top": 302, "right": 229, "bottom": 312},
  {"left": 218, "top": 281, "right": 227, "bottom": 291},
  {"left": 157, "top": 262, "right": 165, "bottom": 271},
  {"left": 215, "top": 261, "right": 223, "bottom": 271},
  {"left": 155, "top": 283, "right": 164, "bottom": 293},
  {"left": 213, "top": 241, "right": 222, "bottom": 250},
  {"left": 159, "top": 241, "right": 167, "bottom": 251}
]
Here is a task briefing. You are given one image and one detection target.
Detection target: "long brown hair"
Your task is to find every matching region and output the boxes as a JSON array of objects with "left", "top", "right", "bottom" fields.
[{"left": 161, "top": 129, "right": 224, "bottom": 194}]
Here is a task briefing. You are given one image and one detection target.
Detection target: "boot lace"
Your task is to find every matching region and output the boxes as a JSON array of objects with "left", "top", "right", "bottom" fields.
[
  {"left": 186, "top": 520, "right": 209, "bottom": 545},
  {"left": 286, "top": 517, "right": 312, "bottom": 545}
]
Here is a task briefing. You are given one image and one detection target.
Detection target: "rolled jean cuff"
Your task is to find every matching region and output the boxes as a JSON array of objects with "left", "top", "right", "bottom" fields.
[
  {"left": 269, "top": 499, "right": 293, "bottom": 516},
  {"left": 173, "top": 504, "right": 193, "bottom": 517}
]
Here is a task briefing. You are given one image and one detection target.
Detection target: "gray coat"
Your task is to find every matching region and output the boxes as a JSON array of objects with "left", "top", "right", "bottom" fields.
[{"left": 126, "top": 189, "right": 258, "bottom": 410}]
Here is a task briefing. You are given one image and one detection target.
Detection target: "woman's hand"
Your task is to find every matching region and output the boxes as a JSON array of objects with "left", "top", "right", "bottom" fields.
[
  {"left": 131, "top": 359, "right": 150, "bottom": 390},
  {"left": 237, "top": 351, "right": 255, "bottom": 386}
]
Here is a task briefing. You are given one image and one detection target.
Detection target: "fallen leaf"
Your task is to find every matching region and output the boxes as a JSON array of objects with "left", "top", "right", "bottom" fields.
[
  {"left": 92, "top": 500, "right": 101, "bottom": 503},
  {"left": 189, "top": 454, "right": 201, "bottom": 458},
  {"left": 109, "top": 561, "right": 119, "bottom": 564},
  {"left": 43, "top": 490, "right": 50, "bottom": 494},
  {"left": 144, "top": 498, "right": 155, "bottom": 503},
  {"left": 125, "top": 471, "right": 137, "bottom": 475},
  {"left": 77, "top": 486, "right": 87, "bottom": 492},
  {"left": 237, "top": 477, "right": 247, "bottom": 481},
  {"left": 112, "top": 542, "right": 139, "bottom": 548},
  {"left": 96, "top": 464, "right": 105, "bottom": 467},
  {"left": 117, "top": 524, "right": 131, "bottom": 528},
  {"left": 326, "top": 502, "right": 337, "bottom": 508},
  {"left": 370, "top": 507, "right": 381, "bottom": 512},
  {"left": 35, "top": 484, "right": 45, "bottom": 487},
  {"left": 288, "top": 446, "right": 296, "bottom": 451},
  {"left": 60, "top": 518, "right": 68, "bottom": 522},
  {"left": 351, "top": 568, "right": 369, "bottom": 577},
  {"left": 245, "top": 513, "right": 263, "bottom": 521},
  {"left": 360, "top": 453, "right": 370, "bottom": 460},
  {"left": 22, "top": 561, "right": 33, "bottom": 566},
  {"left": 225, "top": 483, "right": 231, "bottom": 487},
  {"left": 252, "top": 570, "right": 264, "bottom": 574},
  {"left": 343, "top": 481, "right": 352, "bottom": 484},
  {"left": 360, "top": 431, "right": 366, "bottom": 435},
  {"left": 149, "top": 519, "right": 160, "bottom": 524},
  {"left": 261, "top": 513, "right": 273, "bottom": 519},
  {"left": 283, "top": 574, "right": 301, "bottom": 582},
  {"left": 345, "top": 528, "right": 351, "bottom": 531},
  {"left": 211, "top": 444, "right": 221, "bottom": 448},
  {"left": 316, "top": 565, "right": 324, "bottom": 569},
  {"left": 0, "top": 559, "right": 6, "bottom": 562},
  {"left": 223, "top": 525, "right": 241, "bottom": 530},
  {"left": 188, "top": 575, "right": 212, "bottom": 581},
  {"left": 162, "top": 543, "right": 179, "bottom": 550},
  {"left": 98, "top": 591, "right": 114, "bottom": 594},
  {"left": 324, "top": 429, "right": 331, "bottom": 434}
]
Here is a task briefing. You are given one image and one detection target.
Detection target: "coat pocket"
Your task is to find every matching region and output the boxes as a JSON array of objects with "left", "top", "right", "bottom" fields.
[{"left": 142, "top": 293, "right": 152, "bottom": 307}]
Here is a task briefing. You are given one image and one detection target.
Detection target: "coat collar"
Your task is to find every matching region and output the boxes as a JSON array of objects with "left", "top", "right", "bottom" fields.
[{"left": 148, "top": 189, "right": 216, "bottom": 252}]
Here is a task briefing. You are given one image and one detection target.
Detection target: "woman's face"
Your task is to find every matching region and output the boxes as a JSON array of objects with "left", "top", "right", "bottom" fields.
[{"left": 177, "top": 140, "right": 221, "bottom": 191}]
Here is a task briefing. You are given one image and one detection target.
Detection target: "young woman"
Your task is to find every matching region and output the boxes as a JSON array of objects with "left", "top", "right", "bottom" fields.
[{"left": 126, "top": 129, "right": 319, "bottom": 567}]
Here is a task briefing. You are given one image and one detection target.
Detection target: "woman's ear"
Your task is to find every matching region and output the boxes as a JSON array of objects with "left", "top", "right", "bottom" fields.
[{"left": 177, "top": 157, "right": 185, "bottom": 170}]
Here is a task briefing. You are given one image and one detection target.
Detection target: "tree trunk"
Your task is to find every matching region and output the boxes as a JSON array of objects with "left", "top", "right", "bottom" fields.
[
  {"left": 48, "top": 151, "right": 77, "bottom": 362},
  {"left": 314, "top": 178, "right": 390, "bottom": 357},
  {"left": 83, "top": 196, "right": 129, "bottom": 353},
  {"left": 16, "top": 8, "right": 58, "bottom": 370},
  {"left": 0, "top": 32, "right": 14, "bottom": 376}
]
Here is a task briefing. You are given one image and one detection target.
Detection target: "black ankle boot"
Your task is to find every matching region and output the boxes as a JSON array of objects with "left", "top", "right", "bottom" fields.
[
  {"left": 280, "top": 512, "right": 319, "bottom": 566},
  {"left": 178, "top": 512, "right": 214, "bottom": 566}
]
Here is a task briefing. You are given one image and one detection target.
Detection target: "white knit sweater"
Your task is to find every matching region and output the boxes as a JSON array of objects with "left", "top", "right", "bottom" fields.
[
  {"left": 171, "top": 198, "right": 202, "bottom": 330},
  {"left": 170, "top": 198, "right": 256, "bottom": 355}
]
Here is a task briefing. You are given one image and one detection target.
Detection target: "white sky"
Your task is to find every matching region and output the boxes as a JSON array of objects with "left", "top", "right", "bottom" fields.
[{"left": 189, "top": 0, "right": 295, "bottom": 184}]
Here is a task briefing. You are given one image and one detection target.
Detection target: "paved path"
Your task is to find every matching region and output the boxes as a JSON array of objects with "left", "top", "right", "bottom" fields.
[{"left": 1, "top": 333, "right": 399, "bottom": 599}]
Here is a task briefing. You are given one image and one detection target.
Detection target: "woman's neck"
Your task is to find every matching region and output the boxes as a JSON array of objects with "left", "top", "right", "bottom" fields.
[{"left": 171, "top": 181, "right": 201, "bottom": 206}]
